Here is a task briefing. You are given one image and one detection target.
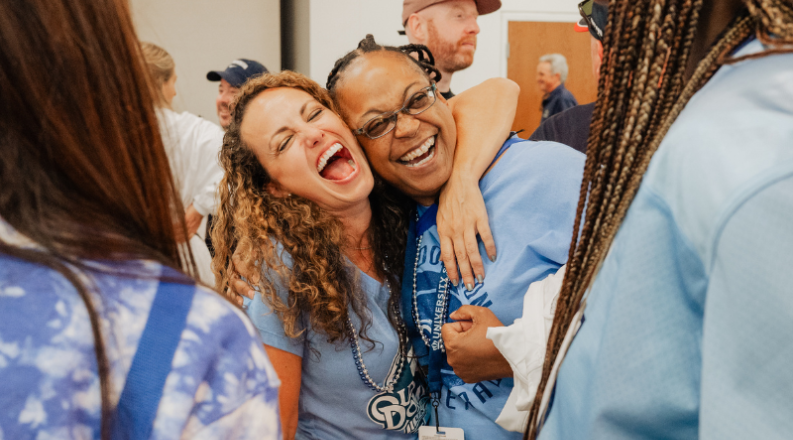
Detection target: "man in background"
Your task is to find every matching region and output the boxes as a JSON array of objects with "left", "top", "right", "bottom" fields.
[
  {"left": 207, "top": 59, "right": 268, "bottom": 129},
  {"left": 401, "top": 0, "right": 501, "bottom": 99},
  {"left": 537, "top": 54, "right": 578, "bottom": 124},
  {"left": 204, "top": 58, "right": 267, "bottom": 255},
  {"left": 529, "top": 0, "right": 607, "bottom": 153}
]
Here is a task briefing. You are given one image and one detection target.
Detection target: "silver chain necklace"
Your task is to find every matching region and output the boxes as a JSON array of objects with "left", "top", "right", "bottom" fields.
[
  {"left": 411, "top": 229, "right": 450, "bottom": 352},
  {"left": 346, "top": 280, "right": 409, "bottom": 393}
]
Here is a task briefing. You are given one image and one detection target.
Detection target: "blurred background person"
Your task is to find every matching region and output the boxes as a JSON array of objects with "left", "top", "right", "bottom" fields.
[
  {"left": 141, "top": 42, "right": 224, "bottom": 285},
  {"left": 537, "top": 53, "right": 578, "bottom": 124},
  {"left": 0, "top": 0, "right": 280, "bottom": 438},
  {"left": 401, "top": 0, "right": 502, "bottom": 99},
  {"left": 204, "top": 58, "right": 268, "bottom": 257},
  {"left": 529, "top": 0, "right": 607, "bottom": 153},
  {"left": 207, "top": 59, "right": 268, "bottom": 130}
]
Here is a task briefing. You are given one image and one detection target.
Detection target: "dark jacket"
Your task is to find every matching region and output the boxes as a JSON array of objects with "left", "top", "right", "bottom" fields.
[
  {"left": 530, "top": 102, "right": 594, "bottom": 154},
  {"left": 541, "top": 83, "right": 578, "bottom": 124}
]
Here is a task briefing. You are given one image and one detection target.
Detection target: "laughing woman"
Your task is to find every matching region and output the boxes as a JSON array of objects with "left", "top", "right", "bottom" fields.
[{"left": 212, "top": 70, "right": 518, "bottom": 439}]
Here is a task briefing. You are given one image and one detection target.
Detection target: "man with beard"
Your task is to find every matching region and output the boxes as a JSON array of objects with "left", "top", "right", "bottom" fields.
[
  {"left": 207, "top": 58, "right": 268, "bottom": 130},
  {"left": 401, "top": 0, "right": 501, "bottom": 99}
]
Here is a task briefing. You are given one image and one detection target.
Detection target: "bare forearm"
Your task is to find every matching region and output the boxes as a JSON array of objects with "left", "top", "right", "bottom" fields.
[
  {"left": 438, "top": 78, "right": 519, "bottom": 287},
  {"left": 264, "top": 345, "right": 301, "bottom": 440},
  {"left": 448, "top": 78, "right": 519, "bottom": 179}
]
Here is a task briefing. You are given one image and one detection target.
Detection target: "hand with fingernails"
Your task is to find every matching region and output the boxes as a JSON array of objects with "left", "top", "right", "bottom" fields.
[
  {"left": 437, "top": 170, "right": 496, "bottom": 291},
  {"left": 227, "top": 249, "right": 260, "bottom": 307}
]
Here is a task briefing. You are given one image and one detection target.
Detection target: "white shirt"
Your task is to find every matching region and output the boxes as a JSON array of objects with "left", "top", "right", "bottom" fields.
[
  {"left": 486, "top": 265, "right": 565, "bottom": 432},
  {"left": 157, "top": 108, "right": 224, "bottom": 285},
  {"left": 157, "top": 108, "right": 224, "bottom": 217}
]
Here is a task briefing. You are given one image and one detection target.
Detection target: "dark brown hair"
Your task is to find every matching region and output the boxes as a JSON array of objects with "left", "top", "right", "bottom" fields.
[
  {"left": 526, "top": 0, "right": 793, "bottom": 437},
  {"left": 0, "top": 0, "right": 192, "bottom": 437},
  {"left": 212, "top": 71, "right": 412, "bottom": 347}
]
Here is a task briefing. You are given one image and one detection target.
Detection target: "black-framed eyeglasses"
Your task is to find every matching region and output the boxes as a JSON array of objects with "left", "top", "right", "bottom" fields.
[
  {"left": 578, "top": 0, "right": 603, "bottom": 39},
  {"left": 353, "top": 83, "right": 437, "bottom": 140}
]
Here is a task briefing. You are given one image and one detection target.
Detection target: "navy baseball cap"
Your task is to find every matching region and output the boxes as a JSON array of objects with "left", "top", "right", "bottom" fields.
[{"left": 206, "top": 59, "right": 268, "bottom": 88}]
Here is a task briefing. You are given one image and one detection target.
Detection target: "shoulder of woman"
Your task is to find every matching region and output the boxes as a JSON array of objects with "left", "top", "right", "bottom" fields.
[{"left": 489, "top": 139, "right": 585, "bottom": 185}]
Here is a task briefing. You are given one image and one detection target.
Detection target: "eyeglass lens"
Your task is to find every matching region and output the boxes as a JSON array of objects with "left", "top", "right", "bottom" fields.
[{"left": 363, "top": 86, "right": 436, "bottom": 138}]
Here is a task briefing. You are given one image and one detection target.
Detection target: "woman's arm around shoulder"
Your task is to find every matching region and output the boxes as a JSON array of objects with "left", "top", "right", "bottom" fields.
[{"left": 440, "top": 78, "right": 520, "bottom": 290}]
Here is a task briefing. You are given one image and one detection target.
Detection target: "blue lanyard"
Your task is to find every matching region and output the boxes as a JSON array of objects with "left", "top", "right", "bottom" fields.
[
  {"left": 402, "top": 204, "right": 448, "bottom": 400},
  {"left": 416, "top": 204, "right": 438, "bottom": 236}
]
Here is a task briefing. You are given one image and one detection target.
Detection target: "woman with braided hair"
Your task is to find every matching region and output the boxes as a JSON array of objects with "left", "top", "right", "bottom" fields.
[
  {"left": 323, "top": 35, "right": 585, "bottom": 439},
  {"left": 512, "top": 0, "right": 793, "bottom": 438}
]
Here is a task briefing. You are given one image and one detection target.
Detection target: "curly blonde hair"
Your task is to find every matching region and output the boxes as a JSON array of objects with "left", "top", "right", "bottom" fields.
[{"left": 212, "top": 71, "right": 411, "bottom": 345}]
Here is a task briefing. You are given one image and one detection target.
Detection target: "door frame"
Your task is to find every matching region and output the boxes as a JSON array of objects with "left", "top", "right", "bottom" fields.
[{"left": 499, "top": 11, "right": 582, "bottom": 77}]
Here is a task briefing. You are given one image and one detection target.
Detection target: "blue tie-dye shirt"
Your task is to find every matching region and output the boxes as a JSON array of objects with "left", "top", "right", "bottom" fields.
[{"left": 0, "top": 220, "right": 281, "bottom": 440}]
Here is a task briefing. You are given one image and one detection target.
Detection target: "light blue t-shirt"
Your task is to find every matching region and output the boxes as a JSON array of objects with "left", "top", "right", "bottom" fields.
[
  {"left": 0, "top": 221, "right": 281, "bottom": 440},
  {"left": 408, "top": 139, "right": 585, "bottom": 440},
  {"left": 245, "top": 253, "right": 423, "bottom": 440},
  {"left": 540, "top": 39, "right": 793, "bottom": 440}
]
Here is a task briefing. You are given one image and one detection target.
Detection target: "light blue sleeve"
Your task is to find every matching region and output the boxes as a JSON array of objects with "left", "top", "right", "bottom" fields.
[
  {"left": 700, "top": 173, "right": 793, "bottom": 439},
  {"left": 244, "top": 264, "right": 306, "bottom": 358},
  {"left": 497, "top": 141, "right": 585, "bottom": 266}
]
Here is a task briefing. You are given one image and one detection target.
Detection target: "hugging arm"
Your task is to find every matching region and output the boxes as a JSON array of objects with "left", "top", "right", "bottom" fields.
[{"left": 441, "top": 78, "right": 519, "bottom": 289}]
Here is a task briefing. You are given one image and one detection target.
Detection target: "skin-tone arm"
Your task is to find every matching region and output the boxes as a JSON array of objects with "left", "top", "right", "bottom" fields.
[
  {"left": 441, "top": 305, "right": 512, "bottom": 383},
  {"left": 265, "top": 345, "right": 301, "bottom": 440},
  {"left": 440, "top": 78, "right": 520, "bottom": 290},
  {"left": 184, "top": 203, "right": 204, "bottom": 239}
]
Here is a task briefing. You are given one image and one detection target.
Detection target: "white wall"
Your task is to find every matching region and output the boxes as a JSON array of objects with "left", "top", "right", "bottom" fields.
[
  {"left": 298, "top": 0, "right": 580, "bottom": 93},
  {"left": 131, "top": 0, "right": 281, "bottom": 125}
]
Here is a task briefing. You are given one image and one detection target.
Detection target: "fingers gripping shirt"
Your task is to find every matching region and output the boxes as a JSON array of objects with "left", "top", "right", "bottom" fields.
[{"left": 406, "top": 139, "right": 585, "bottom": 440}]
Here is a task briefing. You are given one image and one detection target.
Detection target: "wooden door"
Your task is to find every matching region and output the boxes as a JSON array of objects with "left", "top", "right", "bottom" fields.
[{"left": 508, "top": 21, "right": 598, "bottom": 134}]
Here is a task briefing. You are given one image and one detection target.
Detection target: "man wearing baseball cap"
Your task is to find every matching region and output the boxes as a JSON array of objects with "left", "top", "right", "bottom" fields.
[
  {"left": 528, "top": 0, "right": 608, "bottom": 153},
  {"left": 204, "top": 58, "right": 268, "bottom": 257},
  {"left": 207, "top": 58, "right": 268, "bottom": 129},
  {"left": 401, "top": 0, "right": 501, "bottom": 99}
]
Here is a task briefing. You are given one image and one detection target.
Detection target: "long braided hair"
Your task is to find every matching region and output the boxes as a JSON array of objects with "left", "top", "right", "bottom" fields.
[{"left": 526, "top": 0, "right": 793, "bottom": 437}]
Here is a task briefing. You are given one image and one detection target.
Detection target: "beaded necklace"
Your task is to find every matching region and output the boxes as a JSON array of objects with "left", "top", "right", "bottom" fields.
[
  {"left": 410, "top": 221, "right": 450, "bottom": 352},
  {"left": 346, "top": 280, "right": 409, "bottom": 393}
]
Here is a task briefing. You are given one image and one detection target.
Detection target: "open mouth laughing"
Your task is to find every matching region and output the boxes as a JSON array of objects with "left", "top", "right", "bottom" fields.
[
  {"left": 317, "top": 142, "right": 358, "bottom": 181},
  {"left": 398, "top": 135, "right": 436, "bottom": 168}
]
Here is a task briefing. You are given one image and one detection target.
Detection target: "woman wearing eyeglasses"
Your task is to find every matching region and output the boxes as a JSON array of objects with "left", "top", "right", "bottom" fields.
[
  {"left": 212, "top": 65, "right": 520, "bottom": 438},
  {"left": 322, "top": 35, "right": 585, "bottom": 440}
]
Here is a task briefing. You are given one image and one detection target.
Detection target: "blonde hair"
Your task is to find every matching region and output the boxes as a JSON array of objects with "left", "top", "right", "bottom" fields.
[{"left": 140, "top": 41, "right": 175, "bottom": 108}]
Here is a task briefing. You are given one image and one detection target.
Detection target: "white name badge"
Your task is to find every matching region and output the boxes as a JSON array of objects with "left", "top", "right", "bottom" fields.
[{"left": 418, "top": 426, "right": 464, "bottom": 440}]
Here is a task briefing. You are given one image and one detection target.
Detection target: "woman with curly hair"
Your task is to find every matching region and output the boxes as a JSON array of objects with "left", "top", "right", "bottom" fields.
[{"left": 212, "top": 68, "right": 520, "bottom": 439}]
